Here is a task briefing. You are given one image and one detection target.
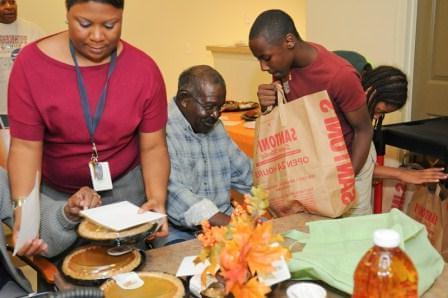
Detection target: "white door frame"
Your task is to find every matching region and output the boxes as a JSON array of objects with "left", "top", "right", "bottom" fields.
[{"left": 401, "top": 0, "right": 418, "bottom": 121}]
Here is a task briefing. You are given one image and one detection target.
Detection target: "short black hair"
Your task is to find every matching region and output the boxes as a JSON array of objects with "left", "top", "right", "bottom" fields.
[
  {"left": 176, "top": 65, "right": 226, "bottom": 100},
  {"left": 362, "top": 65, "right": 408, "bottom": 117},
  {"left": 249, "top": 9, "right": 300, "bottom": 44},
  {"left": 65, "top": 0, "right": 124, "bottom": 10}
]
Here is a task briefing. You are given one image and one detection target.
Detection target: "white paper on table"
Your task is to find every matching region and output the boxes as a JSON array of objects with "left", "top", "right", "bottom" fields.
[
  {"left": 112, "top": 272, "right": 144, "bottom": 290},
  {"left": 258, "top": 257, "right": 291, "bottom": 286},
  {"left": 13, "top": 174, "right": 40, "bottom": 256},
  {"left": 176, "top": 255, "right": 210, "bottom": 277},
  {"left": 80, "top": 201, "right": 166, "bottom": 231},
  {"left": 222, "top": 120, "right": 242, "bottom": 126}
]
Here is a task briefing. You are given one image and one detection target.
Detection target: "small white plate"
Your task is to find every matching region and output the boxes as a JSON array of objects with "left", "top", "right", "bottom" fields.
[
  {"left": 243, "top": 121, "right": 255, "bottom": 129},
  {"left": 80, "top": 201, "right": 166, "bottom": 231}
]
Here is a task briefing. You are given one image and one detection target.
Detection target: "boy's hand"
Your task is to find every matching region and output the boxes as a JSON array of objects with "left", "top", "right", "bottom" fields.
[{"left": 257, "top": 83, "right": 278, "bottom": 108}]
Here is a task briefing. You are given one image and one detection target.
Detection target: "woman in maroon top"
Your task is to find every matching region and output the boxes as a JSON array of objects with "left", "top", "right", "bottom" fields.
[{"left": 7, "top": 0, "right": 169, "bottom": 257}]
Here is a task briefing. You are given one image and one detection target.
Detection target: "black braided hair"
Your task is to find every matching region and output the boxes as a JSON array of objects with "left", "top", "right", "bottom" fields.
[
  {"left": 362, "top": 65, "right": 408, "bottom": 118},
  {"left": 249, "top": 9, "right": 301, "bottom": 45}
]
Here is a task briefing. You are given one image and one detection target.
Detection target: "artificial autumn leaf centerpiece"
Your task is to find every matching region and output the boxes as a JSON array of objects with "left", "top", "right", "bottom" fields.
[{"left": 195, "top": 187, "right": 290, "bottom": 298}]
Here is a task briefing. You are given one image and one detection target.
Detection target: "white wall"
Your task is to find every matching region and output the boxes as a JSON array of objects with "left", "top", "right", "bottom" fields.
[
  {"left": 17, "top": 0, "right": 306, "bottom": 98},
  {"left": 307, "top": 0, "right": 418, "bottom": 162},
  {"left": 18, "top": 0, "right": 416, "bottom": 119},
  {"left": 306, "top": 0, "right": 417, "bottom": 123}
]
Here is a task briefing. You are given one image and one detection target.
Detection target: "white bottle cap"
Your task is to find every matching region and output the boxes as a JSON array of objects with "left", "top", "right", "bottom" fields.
[{"left": 373, "top": 229, "right": 400, "bottom": 248}]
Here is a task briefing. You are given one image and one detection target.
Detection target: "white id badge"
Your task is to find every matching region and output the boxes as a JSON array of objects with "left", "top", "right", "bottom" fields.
[{"left": 89, "top": 161, "right": 113, "bottom": 191}]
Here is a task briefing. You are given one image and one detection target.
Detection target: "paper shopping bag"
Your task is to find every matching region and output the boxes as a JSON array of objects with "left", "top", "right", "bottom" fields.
[
  {"left": 441, "top": 185, "right": 448, "bottom": 261},
  {"left": 407, "top": 184, "right": 448, "bottom": 261},
  {"left": 253, "top": 90, "right": 356, "bottom": 218}
]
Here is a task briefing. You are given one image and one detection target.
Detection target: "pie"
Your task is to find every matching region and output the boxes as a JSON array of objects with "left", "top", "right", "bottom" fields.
[
  {"left": 221, "top": 100, "right": 259, "bottom": 112},
  {"left": 78, "top": 219, "right": 156, "bottom": 241},
  {"left": 101, "top": 272, "right": 185, "bottom": 298},
  {"left": 241, "top": 109, "right": 261, "bottom": 121},
  {"left": 62, "top": 245, "right": 142, "bottom": 281}
]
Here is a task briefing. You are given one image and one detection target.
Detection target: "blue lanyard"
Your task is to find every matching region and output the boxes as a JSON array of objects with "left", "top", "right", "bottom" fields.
[{"left": 69, "top": 41, "right": 117, "bottom": 144}]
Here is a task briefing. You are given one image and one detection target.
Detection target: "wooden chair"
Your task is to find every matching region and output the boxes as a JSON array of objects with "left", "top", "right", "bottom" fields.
[
  {"left": 4, "top": 225, "right": 58, "bottom": 286},
  {"left": 0, "top": 129, "right": 8, "bottom": 169},
  {"left": 5, "top": 230, "right": 103, "bottom": 298}
]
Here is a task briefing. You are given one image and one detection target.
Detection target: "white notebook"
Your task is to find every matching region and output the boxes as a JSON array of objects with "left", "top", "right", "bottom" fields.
[{"left": 80, "top": 201, "right": 166, "bottom": 231}]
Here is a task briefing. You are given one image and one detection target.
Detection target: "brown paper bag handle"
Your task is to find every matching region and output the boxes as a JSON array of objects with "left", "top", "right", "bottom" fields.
[
  {"left": 436, "top": 183, "right": 441, "bottom": 198},
  {"left": 276, "top": 85, "right": 288, "bottom": 127}
]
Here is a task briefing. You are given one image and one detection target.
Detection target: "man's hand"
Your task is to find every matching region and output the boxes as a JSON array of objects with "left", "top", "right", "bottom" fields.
[
  {"left": 64, "top": 186, "right": 102, "bottom": 221},
  {"left": 139, "top": 200, "right": 168, "bottom": 239},
  {"left": 398, "top": 167, "right": 448, "bottom": 184},
  {"left": 208, "top": 212, "right": 231, "bottom": 227},
  {"left": 257, "top": 83, "right": 278, "bottom": 108}
]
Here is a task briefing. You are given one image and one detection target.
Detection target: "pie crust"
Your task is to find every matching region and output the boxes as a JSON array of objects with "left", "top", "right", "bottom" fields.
[
  {"left": 78, "top": 219, "right": 155, "bottom": 241},
  {"left": 62, "top": 245, "right": 141, "bottom": 281},
  {"left": 101, "top": 272, "right": 185, "bottom": 298}
]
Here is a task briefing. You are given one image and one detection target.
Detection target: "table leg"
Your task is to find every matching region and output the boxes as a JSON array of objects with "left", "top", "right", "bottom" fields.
[{"left": 373, "top": 155, "right": 384, "bottom": 214}]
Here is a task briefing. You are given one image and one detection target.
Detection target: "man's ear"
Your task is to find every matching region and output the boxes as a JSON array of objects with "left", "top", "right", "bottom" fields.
[
  {"left": 178, "top": 96, "right": 188, "bottom": 108},
  {"left": 176, "top": 91, "right": 189, "bottom": 108},
  {"left": 180, "top": 99, "right": 188, "bottom": 108}
]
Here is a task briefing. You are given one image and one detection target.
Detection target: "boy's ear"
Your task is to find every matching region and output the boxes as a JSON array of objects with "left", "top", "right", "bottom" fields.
[{"left": 285, "top": 33, "right": 295, "bottom": 49}]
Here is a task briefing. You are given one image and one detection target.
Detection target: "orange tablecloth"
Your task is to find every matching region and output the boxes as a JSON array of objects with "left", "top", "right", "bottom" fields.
[{"left": 222, "top": 111, "right": 256, "bottom": 158}]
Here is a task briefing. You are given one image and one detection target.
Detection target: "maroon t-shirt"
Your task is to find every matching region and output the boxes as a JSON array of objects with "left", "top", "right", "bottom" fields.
[
  {"left": 283, "top": 42, "right": 366, "bottom": 153},
  {"left": 8, "top": 40, "right": 167, "bottom": 193}
]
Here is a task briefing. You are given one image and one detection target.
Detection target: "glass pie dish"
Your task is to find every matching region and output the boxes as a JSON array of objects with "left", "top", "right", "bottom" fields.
[
  {"left": 62, "top": 245, "right": 144, "bottom": 286},
  {"left": 78, "top": 219, "right": 159, "bottom": 244}
]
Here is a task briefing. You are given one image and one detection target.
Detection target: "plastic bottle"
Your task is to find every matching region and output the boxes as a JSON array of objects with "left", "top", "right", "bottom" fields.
[{"left": 352, "top": 229, "right": 418, "bottom": 298}]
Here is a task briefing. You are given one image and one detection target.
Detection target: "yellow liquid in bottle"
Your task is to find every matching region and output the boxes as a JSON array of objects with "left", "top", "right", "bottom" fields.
[{"left": 353, "top": 245, "right": 418, "bottom": 298}]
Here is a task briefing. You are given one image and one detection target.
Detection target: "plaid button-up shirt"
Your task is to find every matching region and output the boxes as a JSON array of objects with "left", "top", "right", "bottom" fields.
[{"left": 166, "top": 100, "right": 252, "bottom": 228}]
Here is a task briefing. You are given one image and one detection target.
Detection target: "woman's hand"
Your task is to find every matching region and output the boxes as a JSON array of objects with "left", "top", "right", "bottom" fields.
[
  {"left": 12, "top": 208, "right": 48, "bottom": 257},
  {"left": 64, "top": 186, "right": 102, "bottom": 221},
  {"left": 139, "top": 200, "right": 168, "bottom": 239},
  {"left": 16, "top": 238, "right": 48, "bottom": 257},
  {"left": 398, "top": 167, "right": 448, "bottom": 184}
]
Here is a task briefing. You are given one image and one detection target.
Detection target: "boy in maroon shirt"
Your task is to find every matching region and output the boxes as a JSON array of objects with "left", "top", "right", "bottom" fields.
[{"left": 249, "top": 9, "right": 373, "bottom": 216}]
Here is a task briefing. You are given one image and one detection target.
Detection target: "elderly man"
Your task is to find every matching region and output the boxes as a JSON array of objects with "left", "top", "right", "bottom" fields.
[
  {"left": 0, "top": 0, "right": 44, "bottom": 114},
  {"left": 154, "top": 65, "right": 252, "bottom": 247}
]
